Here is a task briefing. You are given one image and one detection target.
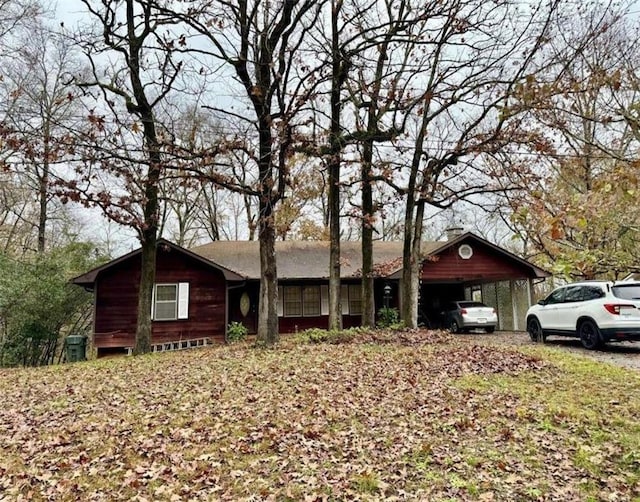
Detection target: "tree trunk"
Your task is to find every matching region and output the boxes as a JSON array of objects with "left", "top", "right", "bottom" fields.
[
  {"left": 257, "top": 217, "right": 278, "bottom": 345},
  {"left": 328, "top": 0, "right": 345, "bottom": 331},
  {"left": 134, "top": 233, "right": 156, "bottom": 355},
  {"left": 37, "top": 124, "right": 50, "bottom": 254},
  {"left": 126, "top": 0, "right": 162, "bottom": 355},
  {"left": 411, "top": 199, "right": 426, "bottom": 326},
  {"left": 255, "top": 122, "right": 279, "bottom": 346},
  {"left": 133, "top": 159, "right": 160, "bottom": 355},
  {"left": 401, "top": 241, "right": 419, "bottom": 328},
  {"left": 356, "top": 17, "right": 400, "bottom": 328},
  {"left": 328, "top": 222, "right": 341, "bottom": 330},
  {"left": 361, "top": 139, "right": 375, "bottom": 328},
  {"left": 400, "top": 82, "right": 433, "bottom": 327},
  {"left": 401, "top": 158, "right": 418, "bottom": 327}
]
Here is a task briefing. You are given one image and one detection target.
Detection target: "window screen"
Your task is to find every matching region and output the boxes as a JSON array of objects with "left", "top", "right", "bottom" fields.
[
  {"left": 348, "top": 284, "right": 362, "bottom": 315},
  {"left": 283, "top": 286, "right": 302, "bottom": 316},
  {"left": 154, "top": 284, "right": 178, "bottom": 320},
  {"left": 302, "top": 286, "right": 321, "bottom": 316}
]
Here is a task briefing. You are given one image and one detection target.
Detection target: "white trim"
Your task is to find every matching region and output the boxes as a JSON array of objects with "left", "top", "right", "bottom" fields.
[
  {"left": 510, "top": 280, "right": 518, "bottom": 331},
  {"left": 153, "top": 283, "right": 179, "bottom": 321},
  {"left": 178, "top": 282, "right": 189, "bottom": 319},
  {"left": 277, "top": 286, "right": 283, "bottom": 317},
  {"left": 341, "top": 285, "right": 349, "bottom": 315},
  {"left": 320, "top": 285, "right": 329, "bottom": 315},
  {"left": 150, "top": 283, "right": 155, "bottom": 320},
  {"left": 458, "top": 244, "right": 473, "bottom": 259}
]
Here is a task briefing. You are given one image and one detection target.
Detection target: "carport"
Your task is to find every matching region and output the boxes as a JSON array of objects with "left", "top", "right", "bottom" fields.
[{"left": 413, "top": 233, "right": 549, "bottom": 330}]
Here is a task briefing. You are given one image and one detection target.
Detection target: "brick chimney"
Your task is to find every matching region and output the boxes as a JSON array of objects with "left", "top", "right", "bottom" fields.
[{"left": 445, "top": 227, "right": 464, "bottom": 240}]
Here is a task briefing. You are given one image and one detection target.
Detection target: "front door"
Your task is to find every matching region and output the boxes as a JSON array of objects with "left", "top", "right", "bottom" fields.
[{"left": 228, "top": 286, "right": 258, "bottom": 334}]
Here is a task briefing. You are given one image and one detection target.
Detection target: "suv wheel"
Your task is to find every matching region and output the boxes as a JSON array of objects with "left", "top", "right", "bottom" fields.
[
  {"left": 578, "top": 320, "right": 602, "bottom": 350},
  {"left": 527, "top": 317, "right": 545, "bottom": 343},
  {"left": 449, "top": 320, "right": 460, "bottom": 334}
]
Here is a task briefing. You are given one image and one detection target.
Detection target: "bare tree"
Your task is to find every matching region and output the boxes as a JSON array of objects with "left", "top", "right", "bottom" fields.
[
  {"left": 390, "top": 0, "right": 561, "bottom": 327},
  {"left": 64, "top": 0, "right": 186, "bottom": 354},
  {"left": 0, "top": 0, "right": 41, "bottom": 47},
  {"left": 162, "top": 0, "right": 326, "bottom": 345},
  {"left": 325, "top": 0, "right": 349, "bottom": 329},
  {"left": 0, "top": 22, "right": 82, "bottom": 253}
]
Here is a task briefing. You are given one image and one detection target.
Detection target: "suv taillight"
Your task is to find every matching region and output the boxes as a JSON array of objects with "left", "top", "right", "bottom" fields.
[
  {"left": 604, "top": 304, "right": 635, "bottom": 315},
  {"left": 460, "top": 308, "right": 467, "bottom": 315}
]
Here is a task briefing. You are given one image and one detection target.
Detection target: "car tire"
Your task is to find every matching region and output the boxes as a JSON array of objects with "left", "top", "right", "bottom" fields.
[
  {"left": 527, "top": 317, "right": 545, "bottom": 343},
  {"left": 449, "top": 320, "right": 460, "bottom": 334},
  {"left": 579, "top": 320, "right": 602, "bottom": 350},
  {"left": 485, "top": 326, "right": 495, "bottom": 334}
]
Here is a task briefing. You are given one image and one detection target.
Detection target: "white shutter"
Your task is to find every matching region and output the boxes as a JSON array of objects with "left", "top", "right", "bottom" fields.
[
  {"left": 341, "top": 285, "right": 349, "bottom": 315},
  {"left": 277, "top": 286, "right": 284, "bottom": 317},
  {"left": 150, "top": 284, "right": 155, "bottom": 320},
  {"left": 177, "top": 282, "right": 189, "bottom": 319},
  {"left": 320, "top": 285, "right": 329, "bottom": 315}
]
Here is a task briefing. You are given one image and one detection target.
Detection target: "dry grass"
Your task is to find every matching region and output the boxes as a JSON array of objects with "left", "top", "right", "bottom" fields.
[{"left": 1, "top": 329, "right": 639, "bottom": 501}]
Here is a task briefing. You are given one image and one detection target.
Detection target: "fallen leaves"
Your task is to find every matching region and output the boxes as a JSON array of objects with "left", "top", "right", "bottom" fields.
[{"left": 0, "top": 330, "right": 639, "bottom": 500}]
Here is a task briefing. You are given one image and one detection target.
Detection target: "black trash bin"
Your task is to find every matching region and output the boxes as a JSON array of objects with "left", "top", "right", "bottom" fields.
[{"left": 66, "top": 335, "right": 87, "bottom": 362}]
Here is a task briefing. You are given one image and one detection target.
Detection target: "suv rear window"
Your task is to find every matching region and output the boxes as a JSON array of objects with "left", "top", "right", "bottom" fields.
[{"left": 612, "top": 284, "right": 640, "bottom": 300}]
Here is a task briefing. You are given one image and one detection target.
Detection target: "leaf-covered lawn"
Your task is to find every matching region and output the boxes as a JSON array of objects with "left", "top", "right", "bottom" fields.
[{"left": 1, "top": 330, "right": 640, "bottom": 501}]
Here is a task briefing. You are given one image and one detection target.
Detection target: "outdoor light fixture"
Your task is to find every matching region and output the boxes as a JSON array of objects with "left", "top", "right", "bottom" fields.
[{"left": 383, "top": 283, "right": 392, "bottom": 308}]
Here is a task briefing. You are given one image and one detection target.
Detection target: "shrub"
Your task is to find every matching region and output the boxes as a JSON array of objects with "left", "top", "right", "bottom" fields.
[
  {"left": 376, "top": 307, "right": 401, "bottom": 329},
  {"left": 227, "top": 321, "right": 248, "bottom": 343},
  {"left": 296, "top": 327, "right": 363, "bottom": 345},
  {"left": 0, "top": 243, "right": 100, "bottom": 367}
]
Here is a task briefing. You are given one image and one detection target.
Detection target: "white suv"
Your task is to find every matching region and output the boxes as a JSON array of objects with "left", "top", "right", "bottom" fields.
[{"left": 526, "top": 281, "right": 640, "bottom": 350}]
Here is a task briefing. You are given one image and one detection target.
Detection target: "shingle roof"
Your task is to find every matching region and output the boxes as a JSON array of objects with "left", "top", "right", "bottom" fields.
[
  {"left": 73, "top": 232, "right": 550, "bottom": 287},
  {"left": 190, "top": 240, "right": 443, "bottom": 280}
]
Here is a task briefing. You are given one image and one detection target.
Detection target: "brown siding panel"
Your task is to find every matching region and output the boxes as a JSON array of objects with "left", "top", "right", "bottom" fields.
[
  {"left": 94, "top": 247, "right": 227, "bottom": 350},
  {"left": 422, "top": 239, "right": 531, "bottom": 282}
]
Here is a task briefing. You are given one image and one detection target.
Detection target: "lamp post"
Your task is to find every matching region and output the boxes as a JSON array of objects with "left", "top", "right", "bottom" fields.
[{"left": 383, "top": 283, "right": 392, "bottom": 309}]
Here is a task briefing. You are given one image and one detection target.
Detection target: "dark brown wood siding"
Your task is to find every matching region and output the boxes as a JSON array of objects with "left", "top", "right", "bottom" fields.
[
  {"left": 422, "top": 238, "right": 532, "bottom": 282},
  {"left": 228, "top": 280, "right": 369, "bottom": 334},
  {"left": 94, "top": 247, "right": 227, "bottom": 350},
  {"left": 276, "top": 279, "right": 394, "bottom": 333}
]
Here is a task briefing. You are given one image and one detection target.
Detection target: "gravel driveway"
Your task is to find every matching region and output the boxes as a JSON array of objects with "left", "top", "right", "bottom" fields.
[{"left": 456, "top": 330, "right": 640, "bottom": 371}]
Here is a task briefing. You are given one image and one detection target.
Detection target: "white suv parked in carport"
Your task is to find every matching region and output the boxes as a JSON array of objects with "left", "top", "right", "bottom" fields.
[{"left": 526, "top": 281, "right": 640, "bottom": 350}]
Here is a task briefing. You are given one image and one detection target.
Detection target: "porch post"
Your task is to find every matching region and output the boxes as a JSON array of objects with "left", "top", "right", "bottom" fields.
[
  {"left": 511, "top": 280, "right": 518, "bottom": 331},
  {"left": 224, "top": 283, "right": 229, "bottom": 343}
]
